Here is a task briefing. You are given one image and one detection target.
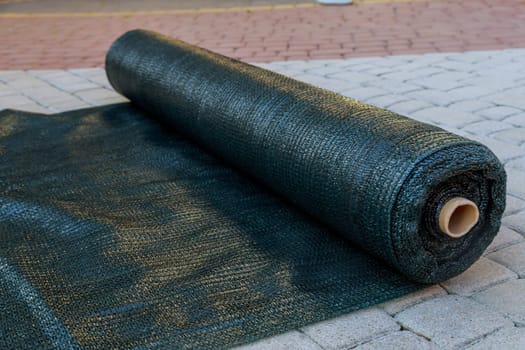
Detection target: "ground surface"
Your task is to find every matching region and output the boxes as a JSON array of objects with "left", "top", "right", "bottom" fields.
[
  {"left": 0, "top": 0, "right": 315, "bottom": 12},
  {"left": 1, "top": 0, "right": 525, "bottom": 69},
  {"left": 1, "top": 48, "right": 525, "bottom": 349}
]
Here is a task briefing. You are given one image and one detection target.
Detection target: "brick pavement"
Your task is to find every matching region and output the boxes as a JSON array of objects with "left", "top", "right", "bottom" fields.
[
  {"left": 1, "top": 47, "right": 524, "bottom": 349},
  {"left": 0, "top": 0, "right": 315, "bottom": 12},
  {"left": 1, "top": 0, "right": 525, "bottom": 69}
]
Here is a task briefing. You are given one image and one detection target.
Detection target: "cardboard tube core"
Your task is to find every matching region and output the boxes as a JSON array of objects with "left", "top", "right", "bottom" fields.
[{"left": 439, "top": 197, "right": 479, "bottom": 238}]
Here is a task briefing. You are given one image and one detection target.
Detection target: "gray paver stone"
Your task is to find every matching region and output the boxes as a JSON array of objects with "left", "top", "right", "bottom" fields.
[
  {"left": 487, "top": 242, "right": 525, "bottom": 277},
  {"left": 478, "top": 106, "right": 523, "bottom": 120},
  {"left": 395, "top": 295, "right": 512, "bottom": 348},
  {"left": 341, "top": 86, "right": 388, "bottom": 101},
  {"left": 468, "top": 136, "right": 524, "bottom": 162},
  {"left": 379, "top": 285, "right": 447, "bottom": 315},
  {"left": 485, "top": 227, "right": 524, "bottom": 254},
  {"left": 407, "top": 76, "right": 463, "bottom": 91},
  {"left": 410, "top": 107, "right": 481, "bottom": 128},
  {"left": 466, "top": 326, "right": 525, "bottom": 350},
  {"left": 464, "top": 120, "right": 514, "bottom": 136},
  {"left": 352, "top": 331, "right": 436, "bottom": 350},
  {"left": 0, "top": 94, "right": 37, "bottom": 108},
  {"left": 388, "top": 99, "right": 434, "bottom": 114},
  {"left": 301, "top": 308, "right": 399, "bottom": 350},
  {"left": 233, "top": 330, "right": 323, "bottom": 350},
  {"left": 503, "top": 211, "right": 525, "bottom": 235},
  {"left": 504, "top": 113, "right": 525, "bottom": 127},
  {"left": 440, "top": 257, "right": 517, "bottom": 296},
  {"left": 472, "top": 279, "right": 525, "bottom": 326},
  {"left": 505, "top": 167, "right": 525, "bottom": 200},
  {"left": 492, "top": 127, "right": 525, "bottom": 146},
  {"left": 504, "top": 195, "right": 525, "bottom": 216},
  {"left": 447, "top": 100, "right": 494, "bottom": 113},
  {"left": 506, "top": 156, "right": 525, "bottom": 172}
]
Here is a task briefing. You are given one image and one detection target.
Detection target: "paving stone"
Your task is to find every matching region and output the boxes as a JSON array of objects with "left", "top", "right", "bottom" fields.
[
  {"left": 301, "top": 308, "right": 399, "bottom": 350},
  {"left": 45, "top": 76, "right": 99, "bottom": 92},
  {"left": 405, "top": 67, "right": 445, "bottom": 77},
  {"left": 472, "top": 279, "right": 525, "bottom": 326},
  {"left": 419, "top": 70, "right": 474, "bottom": 83},
  {"left": 460, "top": 77, "right": 520, "bottom": 92},
  {"left": 0, "top": 94, "right": 37, "bottom": 108},
  {"left": 432, "top": 60, "right": 473, "bottom": 71},
  {"left": 29, "top": 70, "right": 71, "bottom": 79},
  {"left": 406, "top": 89, "right": 465, "bottom": 106},
  {"left": 234, "top": 330, "right": 323, "bottom": 350},
  {"left": 447, "top": 86, "right": 495, "bottom": 101},
  {"left": 504, "top": 195, "right": 525, "bottom": 217},
  {"left": 0, "top": 84, "right": 18, "bottom": 97},
  {"left": 68, "top": 67, "right": 107, "bottom": 76},
  {"left": 47, "top": 99, "right": 93, "bottom": 113},
  {"left": 490, "top": 92, "right": 525, "bottom": 110},
  {"left": 371, "top": 56, "right": 414, "bottom": 67},
  {"left": 365, "top": 94, "right": 410, "bottom": 109},
  {"left": 0, "top": 70, "right": 30, "bottom": 83},
  {"left": 440, "top": 257, "right": 517, "bottom": 296},
  {"left": 21, "top": 88, "right": 77, "bottom": 106},
  {"left": 463, "top": 120, "right": 513, "bottom": 136},
  {"left": 505, "top": 168, "right": 525, "bottom": 200},
  {"left": 93, "top": 96, "right": 129, "bottom": 106},
  {"left": 74, "top": 88, "right": 123, "bottom": 104},
  {"left": 294, "top": 75, "right": 353, "bottom": 93},
  {"left": 379, "top": 68, "right": 443, "bottom": 82},
  {"left": 380, "top": 285, "right": 447, "bottom": 315},
  {"left": 506, "top": 156, "right": 525, "bottom": 172},
  {"left": 503, "top": 211, "right": 525, "bottom": 236},
  {"left": 341, "top": 87, "right": 389, "bottom": 101},
  {"left": 488, "top": 242, "right": 525, "bottom": 277},
  {"left": 388, "top": 99, "right": 434, "bottom": 115},
  {"left": 408, "top": 76, "right": 464, "bottom": 91},
  {"left": 326, "top": 71, "right": 377, "bottom": 85},
  {"left": 446, "top": 52, "right": 489, "bottom": 63},
  {"left": 361, "top": 66, "right": 399, "bottom": 76},
  {"left": 352, "top": 331, "right": 435, "bottom": 350},
  {"left": 410, "top": 107, "right": 481, "bottom": 128},
  {"left": 10, "top": 103, "right": 49, "bottom": 114},
  {"left": 395, "top": 295, "right": 513, "bottom": 348},
  {"left": 339, "top": 63, "right": 378, "bottom": 72},
  {"left": 304, "top": 65, "right": 348, "bottom": 77},
  {"left": 485, "top": 227, "right": 524, "bottom": 254},
  {"left": 447, "top": 100, "right": 495, "bottom": 113},
  {"left": 492, "top": 127, "right": 525, "bottom": 146},
  {"left": 468, "top": 136, "right": 524, "bottom": 163},
  {"left": 72, "top": 70, "right": 112, "bottom": 89},
  {"left": 478, "top": 106, "right": 523, "bottom": 120},
  {"left": 505, "top": 113, "right": 525, "bottom": 127},
  {"left": 7, "top": 76, "right": 50, "bottom": 90},
  {"left": 373, "top": 80, "right": 421, "bottom": 94},
  {"left": 466, "top": 326, "right": 525, "bottom": 350}
]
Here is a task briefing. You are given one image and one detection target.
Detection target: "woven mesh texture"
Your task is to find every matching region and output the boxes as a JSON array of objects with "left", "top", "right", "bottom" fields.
[{"left": 0, "top": 29, "right": 505, "bottom": 349}]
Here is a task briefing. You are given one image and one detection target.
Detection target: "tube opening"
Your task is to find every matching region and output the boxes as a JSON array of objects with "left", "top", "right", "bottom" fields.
[{"left": 439, "top": 198, "right": 479, "bottom": 238}]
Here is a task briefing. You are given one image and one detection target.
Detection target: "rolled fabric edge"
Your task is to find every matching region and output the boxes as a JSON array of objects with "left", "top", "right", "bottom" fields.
[
  {"left": 105, "top": 29, "right": 507, "bottom": 285},
  {"left": 390, "top": 141, "right": 506, "bottom": 284}
]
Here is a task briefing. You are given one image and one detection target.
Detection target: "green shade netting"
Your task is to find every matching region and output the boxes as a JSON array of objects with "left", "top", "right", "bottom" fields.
[{"left": 0, "top": 30, "right": 505, "bottom": 349}]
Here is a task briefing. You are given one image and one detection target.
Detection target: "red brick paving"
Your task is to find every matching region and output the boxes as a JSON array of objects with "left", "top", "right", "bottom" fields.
[{"left": 1, "top": 0, "right": 525, "bottom": 69}]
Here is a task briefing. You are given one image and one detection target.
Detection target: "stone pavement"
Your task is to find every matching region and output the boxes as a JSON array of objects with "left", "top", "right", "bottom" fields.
[
  {"left": 1, "top": 48, "right": 524, "bottom": 349},
  {"left": 1, "top": 0, "right": 525, "bottom": 69}
]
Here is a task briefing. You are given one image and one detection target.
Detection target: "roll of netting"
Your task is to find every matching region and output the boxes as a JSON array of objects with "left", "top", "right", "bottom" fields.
[{"left": 106, "top": 30, "right": 506, "bottom": 283}]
